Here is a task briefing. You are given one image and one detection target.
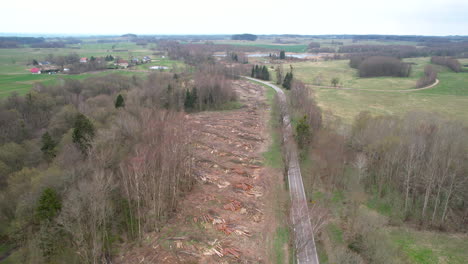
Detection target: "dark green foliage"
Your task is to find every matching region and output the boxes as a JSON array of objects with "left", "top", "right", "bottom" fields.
[
  {"left": 251, "top": 65, "right": 270, "bottom": 81},
  {"left": 105, "top": 55, "right": 114, "bottom": 61},
  {"left": 33, "top": 59, "right": 39, "bottom": 65},
  {"left": 295, "top": 115, "right": 311, "bottom": 148},
  {"left": 72, "top": 113, "right": 95, "bottom": 155},
  {"left": 331, "top": 77, "right": 340, "bottom": 87},
  {"left": 262, "top": 66, "right": 270, "bottom": 80},
  {"left": 40, "top": 132, "right": 57, "bottom": 163},
  {"left": 184, "top": 87, "right": 198, "bottom": 110},
  {"left": 36, "top": 188, "right": 61, "bottom": 222},
  {"left": 279, "top": 50, "right": 286, "bottom": 60},
  {"left": 283, "top": 72, "right": 293, "bottom": 90},
  {"left": 115, "top": 94, "right": 125, "bottom": 108},
  {"left": 231, "top": 53, "right": 238, "bottom": 62}
]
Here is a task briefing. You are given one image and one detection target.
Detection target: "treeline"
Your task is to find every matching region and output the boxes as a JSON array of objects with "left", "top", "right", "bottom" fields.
[
  {"left": 350, "top": 56, "right": 411, "bottom": 77},
  {"left": 308, "top": 47, "right": 336, "bottom": 53},
  {"left": 339, "top": 42, "right": 468, "bottom": 58},
  {"left": 231, "top": 34, "right": 258, "bottom": 41},
  {"left": 0, "top": 36, "right": 45, "bottom": 48},
  {"left": 350, "top": 112, "right": 467, "bottom": 230},
  {"left": 250, "top": 65, "right": 270, "bottom": 80},
  {"left": 289, "top": 80, "right": 322, "bottom": 147},
  {"left": 30, "top": 42, "right": 66, "bottom": 48},
  {"left": 160, "top": 41, "right": 269, "bottom": 65},
  {"left": 340, "top": 45, "right": 419, "bottom": 58},
  {"left": 430, "top": 56, "right": 462, "bottom": 72},
  {"left": 0, "top": 37, "right": 84, "bottom": 49},
  {"left": 416, "top": 65, "right": 437, "bottom": 88},
  {"left": 307, "top": 42, "right": 337, "bottom": 53}
]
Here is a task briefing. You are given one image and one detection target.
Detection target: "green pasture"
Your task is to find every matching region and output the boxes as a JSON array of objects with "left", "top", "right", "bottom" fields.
[{"left": 287, "top": 58, "right": 468, "bottom": 123}]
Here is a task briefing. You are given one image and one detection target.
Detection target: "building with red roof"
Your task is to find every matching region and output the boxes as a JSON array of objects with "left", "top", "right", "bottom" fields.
[{"left": 30, "top": 68, "right": 41, "bottom": 74}]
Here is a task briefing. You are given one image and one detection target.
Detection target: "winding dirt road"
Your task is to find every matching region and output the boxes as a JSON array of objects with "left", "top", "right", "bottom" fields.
[{"left": 307, "top": 79, "right": 439, "bottom": 92}]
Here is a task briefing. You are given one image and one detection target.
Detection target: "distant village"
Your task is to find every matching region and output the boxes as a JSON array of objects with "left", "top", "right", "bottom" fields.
[{"left": 29, "top": 55, "right": 159, "bottom": 74}]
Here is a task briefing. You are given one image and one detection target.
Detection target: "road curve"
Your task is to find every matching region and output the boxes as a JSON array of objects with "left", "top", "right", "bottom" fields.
[
  {"left": 307, "top": 79, "right": 440, "bottom": 92},
  {"left": 245, "top": 77, "right": 320, "bottom": 264}
]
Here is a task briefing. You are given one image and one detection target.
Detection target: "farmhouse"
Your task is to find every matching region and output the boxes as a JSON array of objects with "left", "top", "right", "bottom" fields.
[
  {"left": 115, "top": 59, "right": 129, "bottom": 68},
  {"left": 142, "top": 56, "right": 151, "bottom": 63},
  {"left": 80, "top": 57, "right": 88, "bottom": 63},
  {"left": 30, "top": 68, "right": 41, "bottom": 74}
]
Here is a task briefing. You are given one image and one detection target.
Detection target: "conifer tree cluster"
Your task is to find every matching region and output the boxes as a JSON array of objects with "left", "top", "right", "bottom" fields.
[
  {"left": 279, "top": 50, "right": 286, "bottom": 60},
  {"left": 115, "top": 94, "right": 125, "bottom": 108},
  {"left": 40, "top": 132, "right": 57, "bottom": 163},
  {"left": 250, "top": 65, "right": 270, "bottom": 81},
  {"left": 282, "top": 72, "right": 293, "bottom": 89},
  {"left": 105, "top": 55, "right": 114, "bottom": 61},
  {"left": 72, "top": 113, "right": 95, "bottom": 155},
  {"left": 184, "top": 87, "right": 198, "bottom": 110}
]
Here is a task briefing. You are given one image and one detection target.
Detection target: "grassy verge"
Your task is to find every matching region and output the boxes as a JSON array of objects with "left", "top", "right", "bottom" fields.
[{"left": 251, "top": 78, "right": 293, "bottom": 264}]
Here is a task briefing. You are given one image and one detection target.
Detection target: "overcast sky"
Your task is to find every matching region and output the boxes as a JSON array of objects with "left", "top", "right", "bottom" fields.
[{"left": 1, "top": 0, "right": 467, "bottom": 36}]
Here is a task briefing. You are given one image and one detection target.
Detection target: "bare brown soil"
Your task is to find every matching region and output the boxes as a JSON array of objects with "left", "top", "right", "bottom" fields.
[{"left": 116, "top": 79, "right": 281, "bottom": 264}]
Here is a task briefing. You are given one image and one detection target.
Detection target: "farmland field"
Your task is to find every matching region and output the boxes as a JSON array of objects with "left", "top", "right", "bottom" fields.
[
  {"left": 286, "top": 58, "right": 468, "bottom": 123},
  {"left": 0, "top": 42, "right": 182, "bottom": 97}
]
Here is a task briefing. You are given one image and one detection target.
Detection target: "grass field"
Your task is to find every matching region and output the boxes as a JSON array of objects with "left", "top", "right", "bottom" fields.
[
  {"left": 388, "top": 227, "right": 468, "bottom": 264},
  {"left": 287, "top": 58, "right": 468, "bottom": 123}
]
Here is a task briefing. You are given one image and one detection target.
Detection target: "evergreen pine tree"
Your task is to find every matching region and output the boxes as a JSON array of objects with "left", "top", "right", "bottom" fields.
[
  {"left": 262, "top": 66, "right": 270, "bottom": 80},
  {"left": 251, "top": 66, "right": 255, "bottom": 77},
  {"left": 115, "top": 94, "right": 125, "bottom": 108},
  {"left": 191, "top": 87, "right": 198, "bottom": 109},
  {"left": 40, "top": 132, "right": 57, "bottom": 163},
  {"left": 280, "top": 50, "right": 286, "bottom": 60},
  {"left": 72, "top": 113, "right": 95, "bottom": 155},
  {"left": 283, "top": 72, "right": 293, "bottom": 90},
  {"left": 36, "top": 188, "right": 61, "bottom": 222},
  {"left": 184, "top": 89, "right": 192, "bottom": 109},
  {"left": 295, "top": 115, "right": 311, "bottom": 148}
]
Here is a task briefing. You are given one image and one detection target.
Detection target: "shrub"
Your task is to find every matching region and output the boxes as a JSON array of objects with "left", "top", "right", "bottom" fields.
[
  {"left": 416, "top": 65, "right": 437, "bottom": 88},
  {"left": 431, "top": 56, "right": 462, "bottom": 72}
]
